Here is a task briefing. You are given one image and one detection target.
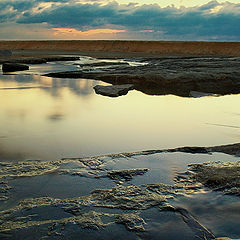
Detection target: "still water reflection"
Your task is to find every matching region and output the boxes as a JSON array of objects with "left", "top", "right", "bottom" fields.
[{"left": 0, "top": 73, "right": 239, "bottom": 161}]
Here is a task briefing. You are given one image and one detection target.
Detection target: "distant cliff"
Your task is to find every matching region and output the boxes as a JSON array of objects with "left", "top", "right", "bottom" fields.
[{"left": 0, "top": 40, "right": 240, "bottom": 56}]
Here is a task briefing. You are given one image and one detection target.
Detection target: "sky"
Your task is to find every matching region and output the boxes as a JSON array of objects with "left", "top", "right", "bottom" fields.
[{"left": 0, "top": 0, "right": 239, "bottom": 41}]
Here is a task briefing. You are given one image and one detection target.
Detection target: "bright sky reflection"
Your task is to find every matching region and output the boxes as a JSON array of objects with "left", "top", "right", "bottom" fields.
[{"left": 0, "top": 74, "right": 239, "bottom": 161}]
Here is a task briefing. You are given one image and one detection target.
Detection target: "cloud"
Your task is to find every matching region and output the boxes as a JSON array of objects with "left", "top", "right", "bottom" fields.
[{"left": 0, "top": 0, "right": 240, "bottom": 40}]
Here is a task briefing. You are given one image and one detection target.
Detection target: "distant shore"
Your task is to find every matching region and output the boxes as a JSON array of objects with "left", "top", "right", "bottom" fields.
[{"left": 0, "top": 40, "right": 240, "bottom": 57}]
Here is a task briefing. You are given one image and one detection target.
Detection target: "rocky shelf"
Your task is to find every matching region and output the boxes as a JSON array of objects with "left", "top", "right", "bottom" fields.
[{"left": 44, "top": 56, "right": 240, "bottom": 97}]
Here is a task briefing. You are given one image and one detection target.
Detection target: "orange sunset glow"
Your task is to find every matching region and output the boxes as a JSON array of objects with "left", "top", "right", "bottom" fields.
[{"left": 52, "top": 28, "right": 126, "bottom": 37}]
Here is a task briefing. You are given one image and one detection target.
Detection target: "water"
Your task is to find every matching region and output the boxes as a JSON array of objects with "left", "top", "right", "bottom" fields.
[
  {"left": 0, "top": 56, "right": 240, "bottom": 239},
  {"left": 0, "top": 71, "right": 239, "bottom": 161}
]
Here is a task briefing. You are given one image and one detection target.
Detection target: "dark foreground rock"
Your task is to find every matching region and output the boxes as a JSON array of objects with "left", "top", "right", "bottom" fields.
[
  {"left": 2, "top": 63, "right": 29, "bottom": 72},
  {"left": 44, "top": 56, "right": 240, "bottom": 97},
  {"left": 43, "top": 56, "right": 80, "bottom": 62},
  {"left": 106, "top": 168, "right": 148, "bottom": 181},
  {"left": 1, "top": 143, "right": 240, "bottom": 239},
  {"left": 94, "top": 84, "right": 134, "bottom": 97},
  {"left": 177, "top": 161, "right": 240, "bottom": 196}
]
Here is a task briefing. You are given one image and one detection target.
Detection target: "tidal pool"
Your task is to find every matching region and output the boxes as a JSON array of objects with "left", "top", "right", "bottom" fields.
[
  {"left": 0, "top": 61, "right": 239, "bottom": 161},
  {"left": 0, "top": 57, "right": 240, "bottom": 240}
]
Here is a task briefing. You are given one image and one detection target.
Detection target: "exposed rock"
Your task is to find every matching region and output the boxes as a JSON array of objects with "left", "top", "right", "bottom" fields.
[
  {"left": 0, "top": 50, "right": 12, "bottom": 57},
  {"left": 115, "top": 214, "right": 146, "bottom": 232},
  {"left": 44, "top": 70, "right": 100, "bottom": 79},
  {"left": 93, "top": 84, "right": 134, "bottom": 97},
  {"left": 0, "top": 160, "right": 63, "bottom": 179},
  {"left": 0, "top": 181, "right": 11, "bottom": 201},
  {"left": 0, "top": 143, "right": 238, "bottom": 181},
  {"left": 0, "top": 195, "right": 146, "bottom": 234},
  {"left": 0, "top": 210, "right": 109, "bottom": 233},
  {"left": 145, "top": 183, "right": 177, "bottom": 195},
  {"left": 106, "top": 168, "right": 148, "bottom": 181},
  {"left": 78, "top": 143, "right": 238, "bottom": 159},
  {"left": 73, "top": 211, "right": 108, "bottom": 230},
  {"left": 168, "top": 146, "right": 209, "bottom": 154},
  {"left": 90, "top": 185, "right": 167, "bottom": 210},
  {"left": 2, "top": 143, "right": 240, "bottom": 237},
  {"left": 59, "top": 168, "right": 97, "bottom": 178},
  {"left": 0, "top": 184, "right": 168, "bottom": 234},
  {"left": 2, "top": 63, "right": 29, "bottom": 72},
  {"left": 176, "top": 161, "right": 240, "bottom": 195},
  {"left": 78, "top": 61, "right": 129, "bottom": 67},
  {"left": 11, "top": 185, "right": 168, "bottom": 212},
  {"left": 43, "top": 56, "right": 80, "bottom": 62},
  {"left": 207, "top": 143, "right": 240, "bottom": 157},
  {"left": 44, "top": 57, "right": 240, "bottom": 97}
]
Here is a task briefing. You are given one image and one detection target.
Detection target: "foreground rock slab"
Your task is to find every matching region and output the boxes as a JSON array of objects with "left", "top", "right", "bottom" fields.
[
  {"left": 2, "top": 63, "right": 29, "bottom": 72},
  {"left": 94, "top": 84, "right": 134, "bottom": 97},
  {"left": 177, "top": 161, "right": 240, "bottom": 196},
  {"left": 0, "top": 143, "right": 240, "bottom": 239},
  {"left": 106, "top": 168, "right": 148, "bottom": 181}
]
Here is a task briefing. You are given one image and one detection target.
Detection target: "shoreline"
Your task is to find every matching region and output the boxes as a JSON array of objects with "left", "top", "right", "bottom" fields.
[{"left": 1, "top": 40, "right": 240, "bottom": 57}]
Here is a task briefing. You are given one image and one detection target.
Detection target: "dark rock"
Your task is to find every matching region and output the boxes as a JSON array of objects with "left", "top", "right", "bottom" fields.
[
  {"left": 78, "top": 61, "right": 129, "bottom": 67},
  {"left": 207, "top": 143, "right": 240, "bottom": 156},
  {"left": 177, "top": 161, "right": 240, "bottom": 196},
  {"left": 115, "top": 214, "right": 146, "bottom": 232},
  {"left": 44, "top": 56, "right": 240, "bottom": 97},
  {"left": 106, "top": 168, "right": 148, "bottom": 181},
  {"left": 93, "top": 84, "right": 134, "bottom": 97},
  {"left": 168, "top": 146, "right": 209, "bottom": 154},
  {"left": 62, "top": 143, "right": 240, "bottom": 162},
  {"left": 44, "top": 71, "right": 86, "bottom": 78},
  {"left": 43, "top": 56, "right": 80, "bottom": 62},
  {"left": 2, "top": 63, "right": 29, "bottom": 72},
  {"left": 0, "top": 50, "right": 12, "bottom": 57}
]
